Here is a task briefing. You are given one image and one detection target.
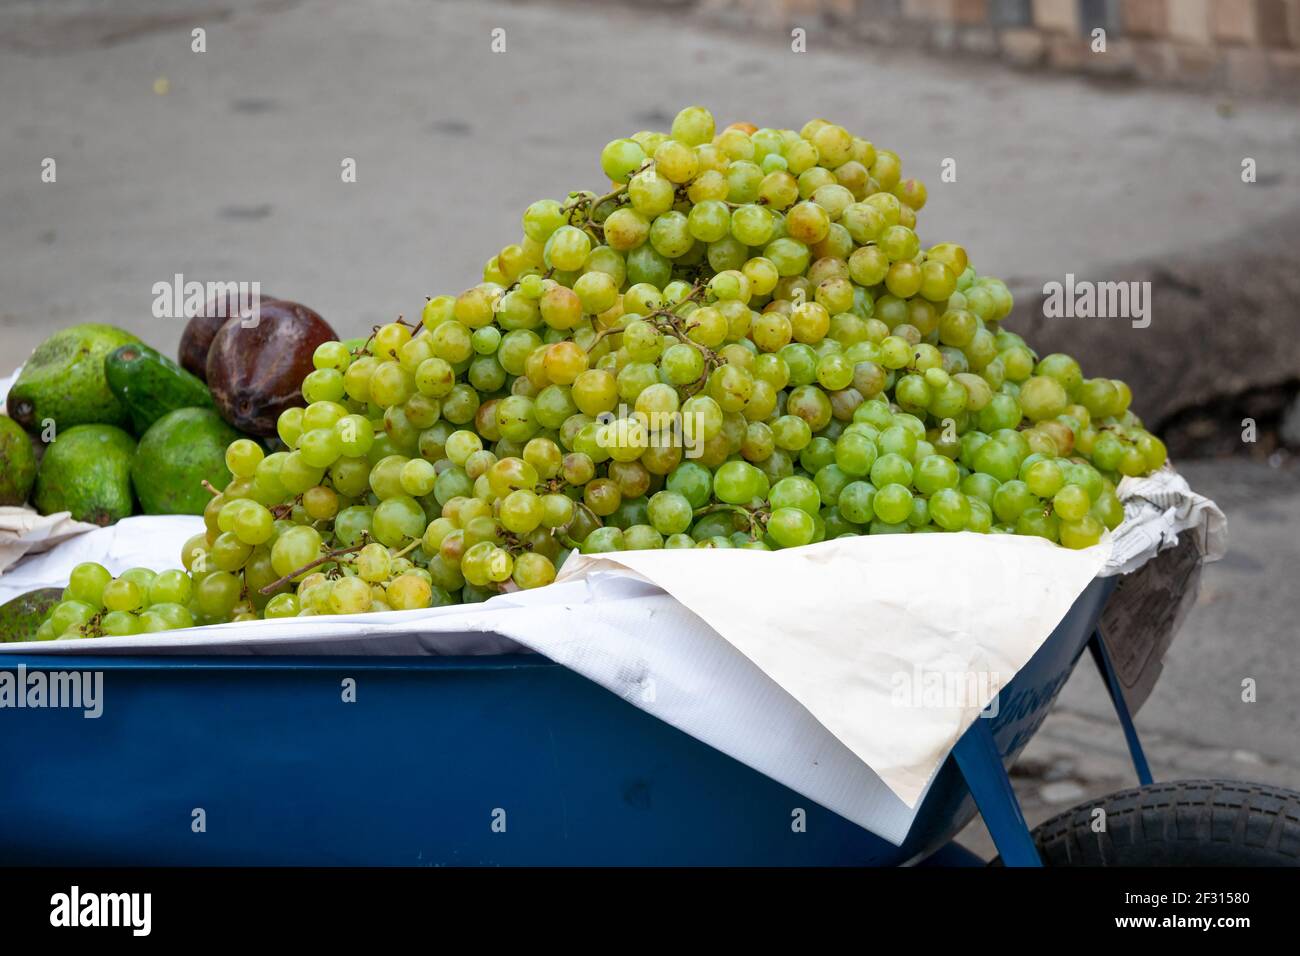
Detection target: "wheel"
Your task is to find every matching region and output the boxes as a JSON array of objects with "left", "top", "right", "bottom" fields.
[{"left": 997, "top": 779, "right": 1300, "bottom": 866}]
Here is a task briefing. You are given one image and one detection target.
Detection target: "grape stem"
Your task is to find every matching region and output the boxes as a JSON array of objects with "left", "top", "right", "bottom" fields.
[
  {"left": 391, "top": 538, "right": 422, "bottom": 560},
  {"left": 258, "top": 541, "right": 367, "bottom": 595},
  {"left": 562, "top": 172, "right": 646, "bottom": 244},
  {"left": 201, "top": 480, "right": 221, "bottom": 498},
  {"left": 270, "top": 494, "right": 302, "bottom": 521},
  {"left": 692, "top": 502, "right": 767, "bottom": 536},
  {"left": 495, "top": 267, "right": 556, "bottom": 307}
]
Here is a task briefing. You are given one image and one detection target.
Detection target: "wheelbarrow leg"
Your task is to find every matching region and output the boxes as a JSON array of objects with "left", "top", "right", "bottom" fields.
[
  {"left": 951, "top": 719, "right": 1041, "bottom": 867},
  {"left": 1088, "top": 629, "right": 1154, "bottom": 786}
]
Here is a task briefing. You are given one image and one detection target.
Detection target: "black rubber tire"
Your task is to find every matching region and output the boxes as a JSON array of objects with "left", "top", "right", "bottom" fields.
[{"left": 1002, "top": 779, "right": 1300, "bottom": 866}]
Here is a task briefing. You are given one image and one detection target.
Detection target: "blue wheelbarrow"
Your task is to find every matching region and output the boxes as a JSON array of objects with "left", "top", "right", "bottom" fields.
[{"left": 1, "top": 550, "right": 1295, "bottom": 866}]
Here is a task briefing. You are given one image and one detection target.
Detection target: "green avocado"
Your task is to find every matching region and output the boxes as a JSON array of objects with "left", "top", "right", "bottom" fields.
[
  {"left": 33, "top": 424, "right": 136, "bottom": 525},
  {"left": 0, "top": 588, "right": 64, "bottom": 642},
  {"left": 132, "top": 407, "right": 240, "bottom": 515},
  {"left": 0, "top": 414, "right": 38, "bottom": 505},
  {"left": 8, "top": 324, "right": 142, "bottom": 433},
  {"left": 105, "top": 342, "right": 214, "bottom": 436}
]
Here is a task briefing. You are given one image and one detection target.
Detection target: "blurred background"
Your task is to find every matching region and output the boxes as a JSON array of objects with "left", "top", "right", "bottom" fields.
[{"left": 1, "top": 0, "right": 1298, "bottom": 855}]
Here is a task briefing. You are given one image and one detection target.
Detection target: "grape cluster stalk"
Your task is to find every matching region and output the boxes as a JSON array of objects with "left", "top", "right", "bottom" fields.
[{"left": 38, "top": 107, "right": 1168, "bottom": 637}]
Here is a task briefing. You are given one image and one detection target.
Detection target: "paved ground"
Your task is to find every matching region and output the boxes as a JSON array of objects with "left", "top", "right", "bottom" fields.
[
  {"left": 3, "top": 0, "right": 1300, "bottom": 358},
  {"left": 2, "top": 0, "right": 1298, "bottom": 860}
]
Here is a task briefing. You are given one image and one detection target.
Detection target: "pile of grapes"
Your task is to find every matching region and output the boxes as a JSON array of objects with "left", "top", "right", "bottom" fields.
[{"left": 39, "top": 107, "right": 1169, "bottom": 637}]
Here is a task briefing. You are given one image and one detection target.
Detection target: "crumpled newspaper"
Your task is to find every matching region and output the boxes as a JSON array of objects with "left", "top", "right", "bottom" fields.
[{"left": 1103, "top": 468, "right": 1227, "bottom": 575}]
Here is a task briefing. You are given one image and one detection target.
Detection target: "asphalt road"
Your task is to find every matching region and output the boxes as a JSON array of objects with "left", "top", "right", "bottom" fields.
[
  {"left": 3, "top": 0, "right": 1300, "bottom": 359},
  {"left": 2, "top": 0, "right": 1298, "bottom": 858}
]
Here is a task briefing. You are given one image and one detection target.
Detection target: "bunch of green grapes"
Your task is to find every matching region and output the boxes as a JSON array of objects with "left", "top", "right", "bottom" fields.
[
  {"left": 37, "top": 562, "right": 196, "bottom": 639},
  {"left": 38, "top": 106, "right": 1171, "bottom": 636}
]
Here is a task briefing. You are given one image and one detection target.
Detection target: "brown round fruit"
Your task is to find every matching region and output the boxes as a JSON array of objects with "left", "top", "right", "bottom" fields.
[
  {"left": 205, "top": 300, "right": 336, "bottom": 436},
  {"left": 178, "top": 289, "right": 277, "bottom": 381}
]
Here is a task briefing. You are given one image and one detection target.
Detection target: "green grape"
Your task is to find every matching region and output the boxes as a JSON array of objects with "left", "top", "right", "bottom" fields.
[
  {"left": 929, "top": 488, "right": 972, "bottom": 531},
  {"left": 277, "top": 406, "right": 305, "bottom": 447},
  {"left": 1024, "top": 459, "right": 1065, "bottom": 499},
  {"left": 67, "top": 562, "right": 112, "bottom": 607},
  {"left": 148, "top": 569, "right": 192, "bottom": 606},
  {"left": 399, "top": 458, "right": 438, "bottom": 497},
  {"left": 233, "top": 502, "right": 275, "bottom": 546},
  {"left": 195, "top": 571, "right": 241, "bottom": 619},
  {"left": 838, "top": 481, "right": 877, "bottom": 525},
  {"left": 539, "top": 494, "right": 575, "bottom": 530},
  {"left": 960, "top": 472, "right": 1001, "bottom": 506},
  {"left": 1091, "top": 491, "right": 1125, "bottom": 530},
  {"left": 149, "top": 602, "right": 195, "bottom": 631},
  {"left": 623, "top": 525, "right": 665, "bottom": 550},
  {"left": 500, "top": 489, "right": 544, "bottom": 534},
  {"left": 873, "top": 484, "right": 913, "bottom": 525},
  {"left": 1059, "top": 515, "right": 1104, "bottom": 550},
  {"left": 101, "top": 610, "right": 143, "bottom": 636},
  {"left": 264, "top": 594, "right": 301, "bottom": 618},
  {"left": 1016, "top": 506, "right": 1060, "bottom": 542},
  {"left": 118, "top": 567, "right": 156, "bottom": 592},
  {"left": 834, "top": 432, "right": 878, "bottom": 477},
  {"left": 965, "top": 498, "right": 993, "bottom": 533},
  {"left": 644, "top": 490, "right": 691, "bottom": 535},
  {"left": 767, "top": 507, "right": 816, "bottom": 549},
  {"left": 972, "top": 440, "right": 1020, "bottom": 483},
  {"left": 225, "top": 438, "right": 265, "bottom": 478},
  {"left": 303, "top": 367, "right": 346, "bottom": 404},
  {"left": 354, "top": 543, "right": 392, "bottom": 582},
  {"left": 914, "top": 455, "right": 960, "bottom": 494},
  {"left": 314, "top": 340, "right": 353, "bottom": 372},
  {"left": 138, "top": 609, "right": 172, "bottom": 633},
  {"left": 102, "top": 578, "right": 144, "bottom": 613},
  {"left": 600, "top": 138, "right": 647, "bottom": 183},
  {"left": 713, "top": 461, "right": 768, "bottom": 505},
  {"left": 373, "top": 496, "right": 427, "bottom": 548},
  {"left": 280, "top": 452, "right": 326, "bottom": 494},
  {"left": 1053, "top": 484, "right": 1091, "bottom": 522},
  {"left": 512, "top": 552, "right": 557, "bottom": 589},
  {"left": 49, "top": 599, "right": 98, "bottom": 636},
  {"left": 210, "top": 531, "right": 253, "bottom": 572},
  {"left": 329, "top": 576, "right": 373, "bottom": 615},
  {"left": 271, "top": 526, "right": 323, "bottom": 580},
  {"left": 1018, "top": 376, "right": 1069, "bottom": 422},
  {"left": 769, "top": 476, "right": 820, "bottom": 516}
]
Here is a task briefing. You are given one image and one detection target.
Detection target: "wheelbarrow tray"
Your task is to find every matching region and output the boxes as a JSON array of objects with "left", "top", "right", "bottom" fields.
[{"left": 0, "top": 577, "right": 1115, "bottom": 866}]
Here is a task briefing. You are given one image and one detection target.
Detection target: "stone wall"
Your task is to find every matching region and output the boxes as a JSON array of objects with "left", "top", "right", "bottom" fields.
[{"left": 678, "top": 0, "right": 1300, "bottom": 95}]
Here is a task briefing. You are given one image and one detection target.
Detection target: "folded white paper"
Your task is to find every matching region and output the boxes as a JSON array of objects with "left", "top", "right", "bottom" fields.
[{"left": 0, "top": 507, "right": 102, "bottom": 575}]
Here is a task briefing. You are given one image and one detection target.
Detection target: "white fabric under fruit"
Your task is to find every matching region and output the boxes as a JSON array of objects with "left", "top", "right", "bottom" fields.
[{"left": 0, "top": 471, "right": 1225, "bottom": 845}]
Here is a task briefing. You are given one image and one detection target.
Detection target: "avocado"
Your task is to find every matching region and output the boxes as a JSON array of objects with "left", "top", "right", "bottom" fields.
[
  {"left": 0, "top": 414, "right": 38, "bottom": 505},
  {"left": 132, "top": 407, "right": 239, "bottom": 515},
  {"left": 0, "top": 588, "right": 64, "bottom": 642},
  {"left": 105, "top": 342, "right": 214, "bottom": 436},
  {"left": 33, "top": 424, "right": 136, "bottom": 525},
  {"left": 8, "top": 324, "right": 142, "bottom": 434}
]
